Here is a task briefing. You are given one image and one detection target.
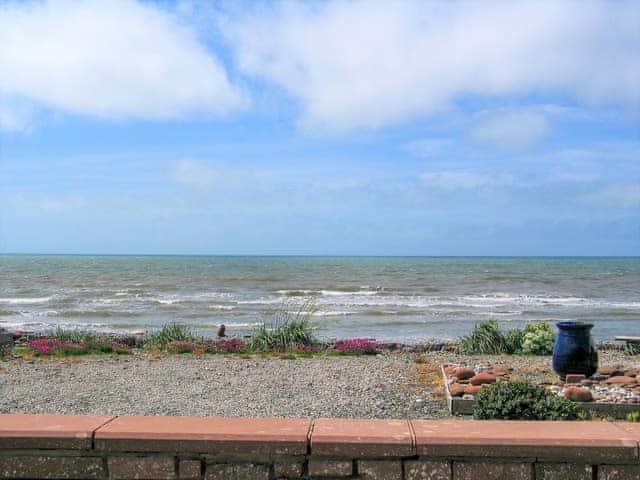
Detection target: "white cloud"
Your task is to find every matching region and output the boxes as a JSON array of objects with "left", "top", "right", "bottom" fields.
[
  {"left": 170, "top": 160, "right": 217, "bottom": 188},
  {"left": 223, "top": 0, "right": 639, "bottom": 131},
  {"left": 471, "top": 111, "right": 549, "bottom": 151},
  {"left": 0, "top": 0, "right": 245, "bottom": 129}
]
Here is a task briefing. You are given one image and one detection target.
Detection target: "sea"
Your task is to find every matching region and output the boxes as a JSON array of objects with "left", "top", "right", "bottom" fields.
[{"left": 0, "top": 255, "right": 638, "bottom": 342}]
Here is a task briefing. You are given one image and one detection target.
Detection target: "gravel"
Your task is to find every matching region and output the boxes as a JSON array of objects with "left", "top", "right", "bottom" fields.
[
  {"left": 1, "top": 350, "right": 636, "bottom": 419},
  {"left": 0, "top": 353, "right": 447, "bottom": 419}
]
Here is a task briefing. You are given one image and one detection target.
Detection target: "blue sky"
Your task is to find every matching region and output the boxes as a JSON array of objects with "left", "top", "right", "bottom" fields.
[{"left": 0, "top": 0, "right": 638, "bottom": 255}]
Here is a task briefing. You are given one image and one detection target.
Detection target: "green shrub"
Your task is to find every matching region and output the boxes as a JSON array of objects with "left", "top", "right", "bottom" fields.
[
  {"left": 626, "top": 411, "right": 640, "bottom": 422},
  {"left": 458, "top": 320, "right": 519, "bottom": 354},
  {"left": 145, "top": 323, "right": 197, "bottom": 351},
  {"left": 521, "top": 321, "right": 556, "bottom": 355},
  {"left": 474, "top": 381, "right": 580, "bottom": 420},
  {"left": 247, "top": 299, "right": 317, "bottom": 352}
]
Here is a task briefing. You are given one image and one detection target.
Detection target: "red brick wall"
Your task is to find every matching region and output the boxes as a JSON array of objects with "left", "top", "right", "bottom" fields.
[{"left": 0, "top": 414, "right": 639, "bottom": 479}]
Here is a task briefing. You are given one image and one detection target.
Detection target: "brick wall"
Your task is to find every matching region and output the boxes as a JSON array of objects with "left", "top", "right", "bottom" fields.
[{"left": 0, "top": 414, "right": 639, "bottom": 479}]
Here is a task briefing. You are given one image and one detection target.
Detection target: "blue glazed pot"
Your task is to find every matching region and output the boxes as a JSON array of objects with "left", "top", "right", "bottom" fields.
[{"left": 552, "top": 321, "right": 598, "bottom": 380}]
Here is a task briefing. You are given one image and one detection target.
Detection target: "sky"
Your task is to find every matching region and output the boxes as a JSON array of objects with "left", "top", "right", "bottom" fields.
[{"left": 0, "top": 0, "right": 638, "bottom": 256}]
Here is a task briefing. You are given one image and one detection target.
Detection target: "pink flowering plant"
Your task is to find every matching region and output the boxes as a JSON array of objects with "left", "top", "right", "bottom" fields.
[
  {"left": 167, "top": 341, "right": 196, "bottom": 354},
  {"left": 333, "top": 338, "right": 382, "bottom": 355},
  {"left": 208, "top": 338, "right": 246, "bottom": 353},
  {"left": 25, "top": 332, "right": 134, "bottom": 357}
]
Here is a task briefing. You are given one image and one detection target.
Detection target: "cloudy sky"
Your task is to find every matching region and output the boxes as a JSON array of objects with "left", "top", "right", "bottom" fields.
[{"left": 0, "top": 0, "right": 638, "bottom": 255}]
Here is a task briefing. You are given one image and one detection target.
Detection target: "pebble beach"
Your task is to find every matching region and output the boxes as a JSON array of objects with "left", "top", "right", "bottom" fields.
[{"left": 1, "top": 350, "right": 637, "bottom": 419}]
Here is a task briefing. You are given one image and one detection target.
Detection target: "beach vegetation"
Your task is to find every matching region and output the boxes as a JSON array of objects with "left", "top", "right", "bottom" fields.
[
  {"left": 25, "top": 337, "right": 132, "bottom": 356},
  {"left": 247, "top": 299, "right": 318, "bottom": 352},
  {"left": 521, "top": 321, "right": 556, "bottom": 355},
  {"left": 145, "top": 323, "right": 198, "bottom": 351},
  {"left": 208, "top": 338, "right": 246, "bottom": 353},
  {"left": 473, "top": 381, "right": 580, "bottom": 421},
  {"left": 51, "top": 328, "right": 97, "bottom": 344},
  {"left": 458, "top": 320, "right": 516, "bottom": 354},
  {"left": 626, "top": 411, "right": 640, "bottom": 422},
  {"left": 332, "top": 338, "right": 382, "bottom": 355},
  {"left": 458, "top": 320, "right": 556, "bottom": 355}
]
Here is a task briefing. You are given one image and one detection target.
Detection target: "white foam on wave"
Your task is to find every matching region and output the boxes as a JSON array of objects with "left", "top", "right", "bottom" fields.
[
  {"left": 0, "top": 297, "right": 52, "bottom": 305},
  {"left": 208, "top": 305, "right": 235, "bottom": 311},
  {"left": 276, "top": 289, "right": 380, "bottom": 297}
]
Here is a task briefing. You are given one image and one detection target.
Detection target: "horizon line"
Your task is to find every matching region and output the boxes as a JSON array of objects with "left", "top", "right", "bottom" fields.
[{"left": 1, "top": 252, "right": 638, "bottom": 259}]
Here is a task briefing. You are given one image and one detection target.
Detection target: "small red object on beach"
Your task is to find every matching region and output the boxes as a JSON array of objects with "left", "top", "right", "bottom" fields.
[
  {"left": 469, "top": 372, "right": 497, "bottom": 386},
  {"left": 565, "top": 374, "right": 586, "bottom": 384},
  {"left": 217, "top": 324, "right": 226, "bottom": 338}
]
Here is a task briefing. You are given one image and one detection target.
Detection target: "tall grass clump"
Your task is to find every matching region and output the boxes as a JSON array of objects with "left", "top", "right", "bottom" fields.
[
  {"left": 145, "top": 323, "right": 197, "bottom": 351},
  {"left": 458, "top": 320, "right": 516, "bottom": 354},
  {"left": 51, "top": 328, "right": 97, "bottom": 344},
  {"left": 247, "top": 298, "right": 318, "bottom": 352}
]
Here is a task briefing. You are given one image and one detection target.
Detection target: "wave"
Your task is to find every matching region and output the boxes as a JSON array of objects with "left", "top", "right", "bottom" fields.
[
  {"left": 57, "top": 310, "right": 143, "bottom": 318},
  {"left": 0, "top": 297, "right": 51, "bottom": 305},
  {"left": 276, "top": 287, "right": 382, "bottom": 297},
  {"left": 208, "top": 305, "right": 235, "bottom": 311}
]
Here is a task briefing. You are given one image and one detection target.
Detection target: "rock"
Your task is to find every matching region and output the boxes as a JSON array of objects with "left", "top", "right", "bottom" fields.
[
  {"left": 464, "top": 385, "right": 483, "bottom": 395},
  {"left": 563, "top": 386, "right": 593, "bottom": 402},
  {"left": 469, "top": 372, "right": 497, "bottom": 385},
  {"left": 598, "top": 367, "right": 625, "bottom": 377},
  {"left": 449, "top": 383, "right": 465, "bottom": 397},
  {"left": 605, "top": 376, "right": 637, "bottom": 385},
  {"left": 624, "top": 370, "right": 637, "bottom": 378},
  {"left": 491, "top": 366, "right": 509, "bottom": 376},
  {"left": 444, "top": 365, "right": 457, "bottom": 375},
  {"left": 565, "top": 374, "right": 586, "bottom": 384},
  {"left": 580, "top": 379, "right": 595, "bottom": 386},
  {"left": 454, "top": 367, "right": 475, "bottom": 380}
]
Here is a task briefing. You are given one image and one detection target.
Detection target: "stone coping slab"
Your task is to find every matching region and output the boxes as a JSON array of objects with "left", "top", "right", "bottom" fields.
[
  {"left": 94, "top": 416, "right": 311, "bottom": 455},
  {"left": 310, "top": 418, "right": 414, "bottom": 457},
  {"left": 0, "top": 414, "right": 113, "bottom": 450},
  {"left": 412, "top": 419, "right": 639, "bottom": 463},
  {"left": 0, "top": 414, "right": 639, "bottom": 464}
]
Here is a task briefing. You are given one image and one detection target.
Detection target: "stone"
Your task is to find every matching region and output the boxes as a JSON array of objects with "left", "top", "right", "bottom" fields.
[
  {"left": 598, "top": 367, "right": 625, "bottom": 377},
  {"left": 565, "top": 374, "right": 586, "bottom": 384},
  {"left": 179, "top": 459, "right": 202, "bottom": 479},
  {"left": 454, "top": 367, "right": 475, "bottom": 380},
  {"left": 598, "top": 465, "right": 640, "bottom": 480},
  {"left": 108, "top": 456, "right": 175, "bottom": 480},
  {"left": 535, "top": 462, "right": 591, "bottom": 480},
  {"left": 205, "top": 463, "right": 269, "bottom": 480},
  {"left": 463, "top": 385, "right": 483, "bottom": 395},
  {"left": 358, "top": 460, "right": 402, "bottom": 480},
  {"left": 273, "top": 461, "right": 303, "bottom": 478},
  {"left": 604, "top": 376, "right": 637, "bottom": 385},
  {"left": 563, "top": 386, "right": 594, "bottom": 402},
  {"left": 0, "top": 456, "right": 105, "bottom": 479},
  {"left": 308, "top": 459, "right": 352, "bottom": 477},
  {"left": 311, "top": 419, "right": 412, "bottom": 457},
  {"left": 404, "top": 460, "right": 450, "bottom": 480},
  {"left": 444, "top": 365, "right": 457, "bottom": 375},
  {"left": 449, "top": 383, "right": 465, "bottom": 397},
  {"left": 469, "top": 372, "right": 497, "bottom": 385},
  {"left": 453, "top": 461, "right": 532, "bottom": 480}
]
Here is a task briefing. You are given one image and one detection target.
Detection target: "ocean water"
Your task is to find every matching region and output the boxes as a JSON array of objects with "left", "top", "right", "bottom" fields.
[{"left": 0, "top": 255, "right": 638, "bottom": 342}]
